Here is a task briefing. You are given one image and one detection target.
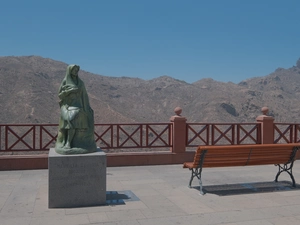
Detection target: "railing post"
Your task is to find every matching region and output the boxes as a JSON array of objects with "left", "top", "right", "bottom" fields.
[
  {"left": 256, "top": 107, "right": 274, "bottom": 144},
  {"left": 170, "top": 107, "right": 187, "bottom": 153}
]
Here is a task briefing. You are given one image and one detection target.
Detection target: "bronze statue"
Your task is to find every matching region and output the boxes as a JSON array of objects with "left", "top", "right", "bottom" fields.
[{"left": 55, "top": 65, "right": 97, "bottom": 154}]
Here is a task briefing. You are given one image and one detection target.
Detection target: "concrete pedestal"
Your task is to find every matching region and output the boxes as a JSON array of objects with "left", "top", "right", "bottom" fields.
[{"left": 48, "top": 148, "right": 106, "bottom": 208}]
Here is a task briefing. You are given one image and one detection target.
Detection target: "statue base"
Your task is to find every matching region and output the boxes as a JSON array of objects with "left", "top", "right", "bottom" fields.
[
  {"left": 54, "top": 146, "right": 98, "bottom": 155},
  {"left": 48, "top": 148, "right": 106, "bottom": 208}
]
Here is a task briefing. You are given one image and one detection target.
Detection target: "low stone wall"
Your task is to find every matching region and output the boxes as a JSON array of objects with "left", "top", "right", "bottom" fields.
[
  {"left": 0, "top": 151, "right": 195, "bottom": 170},
  {"left": 1, "top": 150, "right": 298, "bottom": 171}
]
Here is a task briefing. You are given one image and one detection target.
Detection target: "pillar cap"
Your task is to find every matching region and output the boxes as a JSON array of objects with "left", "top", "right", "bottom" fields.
[
  {"left": 261, "top": 107, "right": 269, "bottom": 115},
  {"left": 170, "top": 107, "right": 186, "bottom": 121},
  {"left": 256, "top": 106, "right": 274, "bottom": 121},
  {"left": 174, "top": 107, "right": 182, "bottom": 116}
]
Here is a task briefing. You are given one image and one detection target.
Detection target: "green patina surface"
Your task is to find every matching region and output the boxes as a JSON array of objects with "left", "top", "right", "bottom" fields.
[{"left": 55, "top": 64, "right": 97, "bottom": 155}]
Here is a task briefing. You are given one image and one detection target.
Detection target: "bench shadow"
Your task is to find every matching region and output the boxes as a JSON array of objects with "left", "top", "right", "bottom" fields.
[
  {"left": 106, "top": 190, "right": 140, "bottom": 205},
  {"left": 192, "top": 181, "right": 300, "bottom": 196}
]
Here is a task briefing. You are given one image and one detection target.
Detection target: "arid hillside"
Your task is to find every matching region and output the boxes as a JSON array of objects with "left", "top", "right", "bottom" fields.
[{"left": 1, "top": 56, "right": 300, "bottom": 124}]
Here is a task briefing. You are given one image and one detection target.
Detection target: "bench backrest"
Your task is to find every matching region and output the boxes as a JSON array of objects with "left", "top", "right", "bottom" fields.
[{"left": 193, "top": 144, "right": 300, "bottom": 168}]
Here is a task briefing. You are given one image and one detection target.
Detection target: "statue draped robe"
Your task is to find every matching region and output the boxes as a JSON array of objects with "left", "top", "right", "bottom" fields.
[{"left": 55, "top": 65, "right": 97, "bottom": 154}]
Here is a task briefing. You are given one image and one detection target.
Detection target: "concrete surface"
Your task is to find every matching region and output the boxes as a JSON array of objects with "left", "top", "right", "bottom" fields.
[
  {"left": 48, "top": 148, "right": 106, "bottom": 208},
  {"left": 1, "top": 162, "right": 300, "bottom": 225}
]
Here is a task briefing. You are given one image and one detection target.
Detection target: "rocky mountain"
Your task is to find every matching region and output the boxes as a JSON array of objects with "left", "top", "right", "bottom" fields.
[{"left": 1, "top": 56, "right": 300, "bottom": 124}]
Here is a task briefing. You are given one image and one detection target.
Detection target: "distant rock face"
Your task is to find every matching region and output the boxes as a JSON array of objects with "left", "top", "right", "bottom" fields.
[
  {"left": 220, "top": 103, "right": 239, "bottom": 117},
  {"left": 297, "top": 58, "right": 300, "bottom": 68}
]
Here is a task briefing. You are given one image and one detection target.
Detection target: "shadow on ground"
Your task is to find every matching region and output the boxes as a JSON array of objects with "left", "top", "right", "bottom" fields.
[
  {"left": 192, "top": 181, "right": 300, "bottom": 196},
  {"left": 106, "top": 190, "right": 140, "bottom": 205}
]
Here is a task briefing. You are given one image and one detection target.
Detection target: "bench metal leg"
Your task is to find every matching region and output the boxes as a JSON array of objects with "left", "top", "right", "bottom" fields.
[
  {"left": 188, "top": 168, "right": 199, "bottom": 187},
  {"left": 274, "top": 146, "right": 299, "bottom": 187},
  {"left": 275, "top": 162, "right": 296, "bottom": 187},
  {"left": 187, "top": 150, "right": 207, "bottom": 195},
  {"left": 188, "top": 168, "right": 205, "bottom": 195},
  {"left": 198, "top": 174, "right": 205, "bottom": 195}
]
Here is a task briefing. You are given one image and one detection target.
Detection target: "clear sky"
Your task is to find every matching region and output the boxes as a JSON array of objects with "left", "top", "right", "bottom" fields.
[{"left": 1, "top": 0, "right": 299, "bottom": 84}]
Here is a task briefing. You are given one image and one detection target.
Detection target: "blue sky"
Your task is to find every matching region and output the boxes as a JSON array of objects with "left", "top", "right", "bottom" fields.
[{"left": 1, "top": 0, "right": 299, "bottom": 83}]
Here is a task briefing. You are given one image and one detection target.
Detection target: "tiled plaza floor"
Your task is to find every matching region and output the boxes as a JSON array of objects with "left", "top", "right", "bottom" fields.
[{"left": 1, "top": 162, "right": 300, "bottom": 225}]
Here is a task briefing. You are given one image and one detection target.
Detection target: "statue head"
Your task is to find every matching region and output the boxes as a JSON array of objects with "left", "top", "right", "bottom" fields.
[
  {"left": 67, "top": 64, "right": 80, "bottom": 77},
  {"left": 64, "top": 65, "right": 80, "bottom": 86},
  {"left": 70, "top": 65, "right": 80, "bottom": 77}
]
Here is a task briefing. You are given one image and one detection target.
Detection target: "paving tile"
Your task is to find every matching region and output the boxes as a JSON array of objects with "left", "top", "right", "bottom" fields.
[
  {"left": 30, "top": 214, "right": 90, "bottom": 225},
  {"left": 267, "top": 194, "right": 300, "bottom": 206},
  {"left": 228, "top": 198, "right": 281, "bottom": 209},
  {"left": 199, "top": 196, "right": 246, "bottom": 212},
  {"left": 167, "top": 195, "right": 215, "bottom": 214},
  {"left": 138, "top": 195, "right": 176, "bottom": 208},
  {"left": 65, "top": 205, "right": 112, "bottom": 215},
  {"left": 137, "top": 215, "right": 200, "bottom": 225},
  {"left": 0, "top": 178, "right": 20, "bottom": 188},
  {"left": 218, "top": 223, "right": 239, "bottom": 225},
  {"left": 0, "top": 192, "right": 36, "bottom": 218},
  {"left": 31, "top": 184, "right": 67, "bottom": 218},
  {"left": 255, "top": 206, "right": 290, "bottom": 218},
  {"left": 140, "top": 205, "right": 187, "bottom": 218},
  {"left": 113, "top": 183, "right": 155, "bottom": 192},
  {"left": 32, "top": 199, "right": 66, "bottom": 218},
  {"left": 204, "top": 210, "right": 269, "bottom": 224},
  {"left": 105, "top": 209, "right": 146, "bottom": 222},
  {"left": 0, "top": 170, "right": 23, "bottom": 179},
  {"left": 110, "top": 201, "right": 148, "bottom": 211},
  {"left": 277, "top": 190, "right": 300, "bottom": 197},
  {"left": 87, "top": 212, "right": 110, "bottom": 223},
  {"left": 0, "top": 216, "right": 32, "bottom": 225},
  {"left": 120, "top": 178, "right": 165, "bottom": 186},
  {"left": 149, "top": 182, "right": 174, "bottom": 190},
  {"left": 156, "top": 187, "right": 188, "bottom": 197},
  {"left": 275, "top": 204, "right": 300, "bottom": 217},
  {"left": 87, "top": 220, "right": 141, "bottom": 225},
  {"left": 217, "top": 223, "right": 239, "bottom": 225},
  {"left": 220, "top": 221, "right": 273, "bottom": 225},
  {"left": 0, "top": 194, "right": 10, "bottom": 210},
  {"left": 177, "top": 202, "right": 215, "bottom": 214},
  {"left": 131, "top": 187, "right": 160, "bottom": 197},
  {"left": 106, "top": 180, "right": 124, "bottom": 190},
  {"left": 267, "top": 216, "right": 300, "bottom": 225}
]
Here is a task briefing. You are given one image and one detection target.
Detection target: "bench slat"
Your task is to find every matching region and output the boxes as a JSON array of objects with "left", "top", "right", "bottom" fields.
[{"left": 203, "top": 162, "right": 247, "bottom": 167}]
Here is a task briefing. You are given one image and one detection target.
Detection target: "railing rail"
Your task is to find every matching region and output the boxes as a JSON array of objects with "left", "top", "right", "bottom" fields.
[
  {"left": 0, "top": 124, "right": 58, "bottom": 151},
  {"left": 274, "top": 123, "right": 300, "bottom": 143},
  {"left": 186, "top": 123, "right": 261, "bottom": 146},
  {"left": 94, "top": 123, "right": 172, "bottom": 149}
]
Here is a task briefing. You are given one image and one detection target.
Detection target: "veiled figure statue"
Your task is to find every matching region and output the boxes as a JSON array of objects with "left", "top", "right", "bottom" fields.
[{"left": 55, "top": 64, "right": 97, "bottom": 154}]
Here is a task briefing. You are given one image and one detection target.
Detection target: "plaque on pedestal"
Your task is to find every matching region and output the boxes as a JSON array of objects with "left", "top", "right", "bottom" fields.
[{"left": 48, "top": 148, "right": 106, "bottom": 208}]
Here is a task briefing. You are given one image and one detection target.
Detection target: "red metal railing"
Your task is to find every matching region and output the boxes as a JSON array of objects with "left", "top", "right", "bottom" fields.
[
  {"left": 0, "top": 124, "right": 58, "bottom": 151},
  {"left": 0, "top": 123, "right": 172, "bottom": 152},
  {"left": 274, "top": 123, "right": 300, "bottom": 143},
  {"left": 94, "top": 123, "right": 172, "bottom": 149},
  {"left": 2, "top": 122, "right": 300, "bottom": 152},
  {"left": 186, "top": 123, "right": 261, "bottom": 146}
]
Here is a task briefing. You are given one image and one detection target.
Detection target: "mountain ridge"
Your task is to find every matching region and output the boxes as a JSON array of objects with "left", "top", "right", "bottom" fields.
[{"left": 1, "top": 55, "right": 300, "bottom": 124}]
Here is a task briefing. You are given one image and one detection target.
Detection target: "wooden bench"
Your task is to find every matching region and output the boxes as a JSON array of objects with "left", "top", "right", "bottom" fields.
[{"left": 183, "top": 144, "right": 300, "bottom": 195}]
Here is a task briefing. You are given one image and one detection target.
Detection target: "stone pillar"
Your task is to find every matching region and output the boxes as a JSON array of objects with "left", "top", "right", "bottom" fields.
[
  {"left": 256, "top": 107, "right": 274, "bottom": 144},
  {"left": 48, "top": 148, "right": 106, "bottom": 208},
  {"left": 170, "top": 107, "right": 187, "bottom": 153}
]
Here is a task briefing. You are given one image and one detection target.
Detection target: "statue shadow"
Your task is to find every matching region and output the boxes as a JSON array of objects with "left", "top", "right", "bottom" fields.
[
  {"left": 192, "top": 181, "right": 300, "bottom": 196},
  {"left": 106, "top": 190, "right": 140, "bottom": 205}
]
